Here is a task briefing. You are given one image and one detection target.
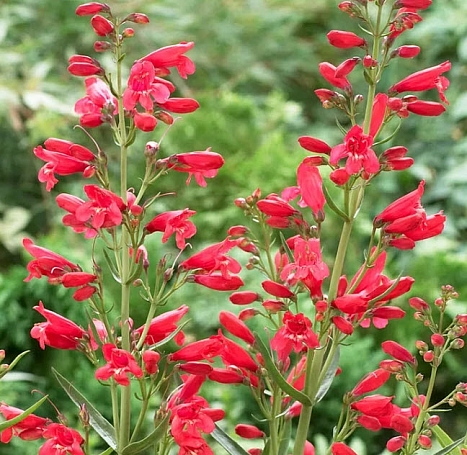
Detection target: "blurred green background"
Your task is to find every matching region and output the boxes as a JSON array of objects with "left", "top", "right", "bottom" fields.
[{"left": 1, "top": 0, "right": 467, "bottom": 454}]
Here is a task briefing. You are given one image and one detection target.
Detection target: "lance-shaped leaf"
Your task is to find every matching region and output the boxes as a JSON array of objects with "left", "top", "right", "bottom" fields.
[
  {"left": 315, "top": 346, "right": 340, "bottom": 403},
  {"left": 211, "top": 424, "right": 250, "bottom": 455},
  {"left": 122, "top": 415, "right": 170, "bottom": 455},
  {"left": 0, "top": 394, "right": 48, "bottom": 432},
  {"left": 254, "top": 334, "right": 312, "bottom": 406},
  {"left": 432, "top": 425, "right": 463, "bottom": 455},
  {"left": 52, "top": 368, "right": 117, "bottom": 450}
]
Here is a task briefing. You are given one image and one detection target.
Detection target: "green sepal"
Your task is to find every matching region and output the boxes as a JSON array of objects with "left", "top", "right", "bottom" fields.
[
  {"left": 211, "top": 424, "right": 250, "bottom": 455},
  {"left": 254, "top": 335, "right": 312, "bottom": 406},
  {"left": 122, "top": 415, "right": 170, "bottom": 455},
  {"left": 0, "top": 394, "right": 48, "bottom": 432},
  {"left": 52, "top": 368, "right": 117, "bottom": 450}
]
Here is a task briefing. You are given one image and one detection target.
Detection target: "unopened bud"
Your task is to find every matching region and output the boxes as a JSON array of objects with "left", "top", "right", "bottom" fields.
[
  {"left": 423, "top": 350, "right": 434, "bottom": 362},
  {"left": 124, "top": 13, "right": 150, "bottom": 24},
  {"left": 427, "top": 415, "right": 440, "bottom": 427},
  {"left": 94, "top": 41, "right": 112, "bottom": 52},
  {"left": 451, "top": 338, "right": 465, "bottom": 350},
  {"left": 133, "top": 279, "right": 143, "bottom": 287},
  {"left": 122, "top": 28, "right": 135, "bottom": 38},
  {"left": 0, "top": 350, "right": 5, "bottom": 363},
  {"left": 145, "top": 141, "right": 159, "bottom": 157},
  {"left": 164, "top": 268, "right": 174, "bottom": 282},
  {"left": 430, "top": 333, "right": 444, "bottom": 347},
  {"left": 418, "top": 435, "right": 432, "bottom": 450},
  {"left": 79, "top": 403, "right": 90, "bottom": 427}
]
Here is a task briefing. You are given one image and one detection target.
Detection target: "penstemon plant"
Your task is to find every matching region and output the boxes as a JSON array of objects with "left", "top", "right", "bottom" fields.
[{"left": 0, "top": 1, "right": 466, "bottom": 455}]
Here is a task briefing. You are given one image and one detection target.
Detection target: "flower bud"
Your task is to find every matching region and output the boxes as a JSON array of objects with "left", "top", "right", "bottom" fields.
[
  {"left": 423, "top": 350, "right": 434, "bottom": 362},
  {"left": 124, "top": 13, "right": 150, "bottom": 24},
  {"left": 430, "top": 333, "right": 444, "bottom": 347},
  {"left": 238, "top": 308, "right": 259, "bottom": 321},
  {"left": 427, "top": 415, "right": 440, "bottom": 427},
  {"left": 229, "top": 291, "right": 260, "bottom": 306},
  {"left": 418, "top": 435, "right": 432, "bottom": 449},
  {"left": 122, "top": 28, "right": 135, "bottom": 38},
  {"left": 393, "top": 45, "right": 421, "bottom": 59},
  {"left": 91, "top": 14, "right": 114, "bottom": 36},
  {"left": 235, "top": 424, "right": 264, "bottom": 439},
  {"left": 451, "top": 338, "right": 465, "bottom": 349},
  {"left": 76, "top": 2, "right": 110, "bottom": 16},
  {"left": 94, "top": 41, "right": 112, "bottom": 52}
]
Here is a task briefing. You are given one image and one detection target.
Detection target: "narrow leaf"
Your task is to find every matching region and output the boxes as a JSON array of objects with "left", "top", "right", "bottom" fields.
[
  {"left": 102, "top": 248, "right": 121, "bottom": 284},
  {"left": 315, "top": 346, "right": 340, "bottom": 403},
  {"left": 98, "top": 448, "right": 115, "bottom": 455},
  {"left": 211, "top": 424, "right": 250, "bottom": 455},
  {"left": 0, "top": 395, "right": 48, "bottom": 432},
  {"left": 153, "top": 319, "right": 190, "bottom": 349},
  {"left": 122, "top": 415, "right": 169, "bottom": 455},
  {"left": 279, "top": 232, "right": 294, "bottom": 263},
  {"left": 322, "top": 184, "right": 349, "bottom": 221},
  {"left": 52, "top": 368, "right": 117, "bottom": 450},
  {"left": 254, "top": 335, "right": 312, "bottom": 406},
  {"left": 432, "top": 425, "right": 463, "bottom": 455}
]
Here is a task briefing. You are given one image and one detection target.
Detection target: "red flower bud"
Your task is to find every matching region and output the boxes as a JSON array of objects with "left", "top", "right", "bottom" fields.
[
  {"left": 352, "top": 368, "right": 391, "bottom": 396},
  {"left": 76, "top": 2, "right": 110, "bottom": 16},
  {"left": 327, "top": 30, "right": 366, "bottom": 49},
  {"left": 261, "top": 280, "right": 294, "bottom": 299},
  {"left": 382, "top": 340, "right": 416, "bottom": 364},
  {"left": 229, "top": 291, "right": 260, "bottom": 305},
  {"left": 91, "top": 14, "right": 114, "bottom": 36},
  {"left": 124, "top": 13, "right": 150, "bottom": 24},
  {"left": 386, "top": 436, "right": 406, "bottom": 452},
  {"left": 219, "top": 311, "right": 255, "bottom": 344},
  {"left": 235, "top": 424, "right": 264, "bottom": 439},
  {"left": 298, "top": 136, "right": 332, "bottom": 154},
  {"left": 431, "top": 333, "right": 444, "bottom": 347},
  {"left": 394, "top": 45, "right": 421, "bottom": 58}
]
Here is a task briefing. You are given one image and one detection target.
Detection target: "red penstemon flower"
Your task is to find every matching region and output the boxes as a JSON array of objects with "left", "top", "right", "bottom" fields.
[
  {"left": 0, "top": 404, "right": 49, "bottom": 443},
  {"left": 40, "top": 423, "right": 84, "bottom": 455},
  {"left": 327, "top": 30, "right": 366, "bottom": 49}
]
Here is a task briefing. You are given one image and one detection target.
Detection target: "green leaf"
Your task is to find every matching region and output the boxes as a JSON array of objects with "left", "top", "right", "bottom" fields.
[
  {"left": 102, "top": 248, "right": 121, "bottom": 284},
  {"left": 254, "top": 335, "right": 312, "bottom": 406},
  {"left": 322, "top": 184, "right": 349, "bottom": 221},
  {"left": 52, "top": 368, "right": 117, "bottom": 450},
  {"left": 211, "top": 424, "right": 250, "bottom": 455},
  {"left": 153, "top": 319, "right": 191, "bottom": 349},
  {"left": 432, "top": 425, "right": 463, "bottom": 455},
  {"left": 315, "top": 346, "right": 340, "bottom": 403},
  {"left": 97, "top": 448, "right": 115, "bottom": 455},
  {"left": 0, "top": 394, "right": 48, "bottom": 432},
  {"left": 122, "top": 415, "right": 169, "bottom": 455},
  {"left": 0, "top": 350, "right": 29, "bottom": 379}
]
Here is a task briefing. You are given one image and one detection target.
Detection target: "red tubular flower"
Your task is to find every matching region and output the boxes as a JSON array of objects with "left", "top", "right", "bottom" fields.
[
  {"left": 332, "top": 315, "right": 354, "bottom": 335},
  {"left": 369, "top": 93, "right": 388, "bottom": 138},
  {"left": 134, "top": 112, "right": 157, "bottom": 132},
  {"left": 192, "top": 274, "right": 244, "bottom": 291},
  {"left": 75, "top": 3, "right": 109, "bottom": 16},
  {"left": 335, "top": 57, "right": 361, "bottom": 78},
  {"left": 352, "top": 368, "right": 391, "bottom": 396},
  {"left": 327, "top": 30, "right": 366, "bottom": 48},
  {"left": 95, "top": 343, "right": 143, "bottom": 386},
  {"left": 34, "top": 138, "right": 95, "bottom": 191},
  {"left": 351, "top": 394, "right": 395, "bottom": 417},
  {"left": 134, "top": 305, "right": 189, "bottom": 346},
  {"left": 158, "top": 149, "right": 224, "bottom": 187},
  {"left": 90, "top": 14, "right": 114, "bottom": 36},
  {"left": 142, "top": 350, "right": 160, "bottom": 375},
  {"left": 319, "top": 62, "right": 351, "bottom": 90},
  {"left": 180, "top": 237, "right": 240, "bottom": 278},
  {"left": 235, "top": 424, "right": 264, "bottom": 439},
  {"left": 380, "top": 146, "right": 414, "bottom": 171},
  {"left": 219, "top": 311, "right": 255, "bottom": 345},
  {"left": 271, "top": 311, "right": 319, "bottom": 362},
  {"left": 40, "top": 423, "right": 84, "bottom": 455},
  {"left": 257, "top": 194, "right": 298, "bottom": 217},
  {"left": 297, "top": 157, "right": 326, "bottom": 219},
  {"left": 30, "top": 301, "right": 88, "bottom": 350},
  {"left": 394, "top": 45, "right": 421, "bottom": 59},
  {"left": 389, "top": 61, "right": 451, "bottom": 103},
  {"left": 374, "top": 181, "right": 424, "bottom": 225},
  {"left": 179, "top": 362, "right": 213, "bottom": 375},
  {"left": 406, "top": 100, "right": 446, "bottom": 116},
  {"left": 145, "top": 209, "right": 197, "bottom": 249},
  {"left": 56, "top": 194, "right": 97, "bottom": 238},
  {"left": 395, "top": 0, "right": 432, "bottom": 9},
  {"left": 158, "top": 97, "right": 200, "bottom": 113},
  {"left": 298, "top": 136, "right": 332, "bottom": 154},
  {"left": 229, "top": 291, "right": 259, "bottom": 305},
  {"left": 216, "top": 332, "right": 258, "bottom": 372},
  {"left": 23, "top": 238, "right": 81, "bottom": 283},
  {"left": 381, "top": 340, "right": 416, "bottom": 364},
  {"left": 208, "top": 367, "right": 244, "bottom": 384},
  {"left": 331, "top": 442, "right": 358, "bottom": 455},
  {"left": 261, "top": 280, "right": 294, "bottom": 299},
  {"left": 68, "top": 55, "right": 103, "bottom": 76},
  {"left": 170, "top": 337, "right": 223, "bottom": 363},
  {"left": 0, "top": 404, "right": 49, "bottom": 443},
  {"left": 140, "top": 42, "right": 196, "bottom": 79},
  {"left": 330, "top": 125, "right": 379, "bottom": 175},
  {"left": 388, "top": 9, "right": 423, "bottom": 42}
]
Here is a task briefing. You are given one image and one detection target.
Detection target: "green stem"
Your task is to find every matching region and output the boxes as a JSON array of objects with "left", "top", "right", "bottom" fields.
[{"left": 269, "top": 384, "right": 282, "bottom": 455}]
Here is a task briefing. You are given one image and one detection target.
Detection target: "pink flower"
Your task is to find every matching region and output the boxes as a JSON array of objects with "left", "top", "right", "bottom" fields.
[
  {"left": 30, "top": 301, "right": 88, "bottom": 350},
  {"left": 40, "top": 423, "right": 84, "bottom": 455},
  {"left": 330, "top": 125, "right": 379, "bottom": 176},
  {"left": 145, "top": 209, "right": 197, "bottom": 249},
  {"left": 74, "top": 77, "right": 118, "bottom": 127},
  {"left": 140, "top": 42, "right": 196, "bottom": 79},
  {"left": 271, "top": 311, "right": 319, "bottom": 362},
  {"left": 34, "top": 138, "right": 95, "bottom": 191},
  {"left": 95, "top": 343, "right": 143, "bottom": 386},
  {"left": 158, "top": 149, "right": 224, "bottom": 187}
]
